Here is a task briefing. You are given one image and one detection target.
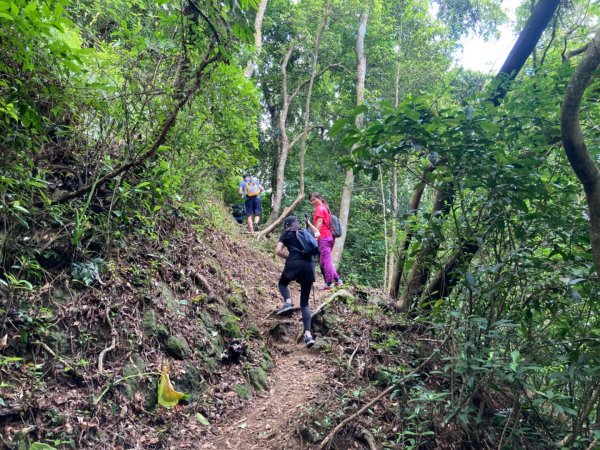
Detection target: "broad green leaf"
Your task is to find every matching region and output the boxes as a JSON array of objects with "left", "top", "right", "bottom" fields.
[
  {"left": 30, "top": 444, "right": 57, "bottom": 450},
  {"left": 195, "top": 412, "right": 210, "bottom": 426}
]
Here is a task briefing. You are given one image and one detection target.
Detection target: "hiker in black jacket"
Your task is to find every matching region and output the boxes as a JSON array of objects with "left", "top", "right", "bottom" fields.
[{"left": 275, "top": 216, "right": 320, "bottom": 348}]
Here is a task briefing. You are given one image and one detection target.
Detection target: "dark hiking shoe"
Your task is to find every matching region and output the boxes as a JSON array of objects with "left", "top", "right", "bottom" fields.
[
  {"left": 276, "top": 302, "right": 294, "bottom": 316},
  {"left": 304, "top": 335, "right": 315, "bottom": 349}
]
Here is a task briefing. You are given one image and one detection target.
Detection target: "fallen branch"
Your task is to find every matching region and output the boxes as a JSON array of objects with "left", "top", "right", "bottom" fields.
[
  {"left": 35, "top": 340, "right": 75, "bottom": 372},
  {"left": 317, "top": 333, "right": 450, "bottom": 449},
  {"left": 357, "top": 427, "right": 378, "bottom": 450},
  {"left": 312, "top": 289, "right": 354, "bottom": 319},
  {"left": 257, "top": 194, "right": 305, "bottom": 238},
  {"left": 93, "top": 371, "right": 161, "bottom": 405},
  {"left": 347, "top": 343, "right": 361, "bottom": 371},
  {"left": 98, "top": 308, "right": 117, "bottom": 374}
]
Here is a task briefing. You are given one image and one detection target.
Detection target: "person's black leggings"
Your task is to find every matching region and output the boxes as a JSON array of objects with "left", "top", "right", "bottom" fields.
[{"left": 279, "top": 280, "right": 312, "bottom": 332}]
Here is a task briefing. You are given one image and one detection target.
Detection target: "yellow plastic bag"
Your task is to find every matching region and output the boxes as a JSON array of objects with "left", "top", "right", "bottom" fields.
[{"left": 157, "top": 366, "right": 188, "bottom": 408}]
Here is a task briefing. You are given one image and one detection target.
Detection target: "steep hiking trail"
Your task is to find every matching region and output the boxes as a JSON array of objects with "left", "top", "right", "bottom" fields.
[
  {"left": 0, "top": 212, "right": 374, "bottom": 450},
  {"left": 200, "top": 286, "right": 335, "bottom": 450}
]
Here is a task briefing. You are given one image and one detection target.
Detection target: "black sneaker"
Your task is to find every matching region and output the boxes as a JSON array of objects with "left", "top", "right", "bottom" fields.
[
  {"left": 304, "top": 335, "right": 315, "bottom": 349},
  {"left": 276, "top": 302, "right": 294, "bottom": 316}
]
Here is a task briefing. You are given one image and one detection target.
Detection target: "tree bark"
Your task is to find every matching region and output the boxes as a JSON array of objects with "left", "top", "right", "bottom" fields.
[
  {"left": 244, "top": 0, "right": 268, "bottom": 78},
  {"left": 491, "top": 0, "right": 561, "bottom": 105},
  {"left": 389, "top": 164, "right": 435, "bottom": 298},
  {"left": 380, "top": 165, "right": 389, "bottom": 286},
  {"left": 560, "top": 30, "right": 600, "bottom": 279},
  {"left": 386, "top": 59, "right": 402, "bottom": 291},
  {"left": 332, "top": 9, "right": 368, "bottom": 268},
  {"left": 387, "top": 160, "right": 398, "bottom": 290},
  {"left": 397, "top": 183, "right": 454, "bottom": 310}
]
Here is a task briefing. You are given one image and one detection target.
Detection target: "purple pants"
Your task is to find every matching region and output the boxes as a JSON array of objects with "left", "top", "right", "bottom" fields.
[{"left": 318, "top": 237, "right": 339, "bottom": 284}]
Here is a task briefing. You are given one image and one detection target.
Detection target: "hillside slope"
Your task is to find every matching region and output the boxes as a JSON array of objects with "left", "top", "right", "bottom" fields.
[{"left": 0, "top": 213, "right": 318, "bottom": 448}]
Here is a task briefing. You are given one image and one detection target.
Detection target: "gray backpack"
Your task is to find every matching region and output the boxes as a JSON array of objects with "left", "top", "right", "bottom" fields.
[{"left": 329, "top": 212, "right": 343, "bottom": 238}]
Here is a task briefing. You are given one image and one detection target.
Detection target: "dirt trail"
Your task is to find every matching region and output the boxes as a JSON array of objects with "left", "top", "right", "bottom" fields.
[{"left": 201, "top": 285, "right": 334, "bottom": 450}]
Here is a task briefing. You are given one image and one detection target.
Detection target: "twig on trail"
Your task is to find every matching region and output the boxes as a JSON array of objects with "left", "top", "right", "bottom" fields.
[
  {"left": 35, "top": 340, "right": 75, "bottom": 371},
  {"left": 357, "top": 427, "right": 378, "bottom": 450},
  {"left": 347, "top": 343, "right": 361, "bottom": 371},
  {"left": 315, "top": 289, "right": 353, "bottom": 317},
  {"left": 190, "top": 270, "right": 215, "bottom": 300},
  {"left": 93, "top": 372, "right": 161, "bottom": 405},
  {"left": 317, "top": 333, "right": 451, "bottom": 450},
  {"left": 98, "top": 308, "right": 117, "bottom": 374}
]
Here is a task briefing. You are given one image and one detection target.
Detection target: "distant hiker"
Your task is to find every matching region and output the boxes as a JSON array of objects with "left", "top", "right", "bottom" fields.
[
  {"left": 238, "top": 174, "right": 265, "bottom": 233},
  {"left": 275, "top": 216, "right": 321, "bottom": 348},
  {"left": 231, "top": 204, "right": 244, "bottom": 224},
  {"left": 307, "top": 192, "right": 342, "bottom": 291}
]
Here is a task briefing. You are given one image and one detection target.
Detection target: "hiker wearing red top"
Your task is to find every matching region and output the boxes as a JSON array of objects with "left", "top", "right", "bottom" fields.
[{"left": 307, "top": 192, "right": 343, "bottom": 291}]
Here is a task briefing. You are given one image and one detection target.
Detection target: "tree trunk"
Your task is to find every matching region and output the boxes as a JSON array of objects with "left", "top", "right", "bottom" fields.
[
  {"left": 269, "top": 44, "right": 294, "bottom": 221},
  {"left": 491, "top": 0, "right": 561, "bottom": 105},
  {"left": 397, "top": 183, "right": 454, "bottom": 310},
  {"left": 386, "top": 58, "right": 402, "bottom": 291},
  {"left": 389, "top": 164, "right": 435, "bottom": 298},
  {"left": 268, "top": 41, "right": 340, "bottom": 221},
  {"left": 380, "top": 165, "right": 389, "bottom": 286},
  {"left": 244, "top": 0, "right": 268, "bottom": 78},
  {"left": 560, "top": 30, "right": 600, "bottom": 279},
  {"left": 332, "top": 9, "right": 368, "bottom": 268}
]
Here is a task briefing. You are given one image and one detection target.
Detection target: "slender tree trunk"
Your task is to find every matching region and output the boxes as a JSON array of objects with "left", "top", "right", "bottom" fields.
[
  {"left": 244, "top": 0, "right": 268, "bottom": 78},
  {"left": 268, "top": 35, "right": 340, "bottom": 221},
  {"left": 380, "top": 165, "right": 389, "bottom": 286},
  {"left": 386, "top": 59, "right": 402, "bottom": 290},
  {"left": 332, "top": 9, "right": 368, "bottom": 268},
  {"left": 560, "top": 30, "right": 600, "bottom": 279},
  {"left": 260, "top": 13, "right": 328, "bottom": 236},
  {"left": 269, "top": 44, "right": 295, "bottom": 222},
  {"left": 491, "top": 0, "right": 561, "bottom": 105}
]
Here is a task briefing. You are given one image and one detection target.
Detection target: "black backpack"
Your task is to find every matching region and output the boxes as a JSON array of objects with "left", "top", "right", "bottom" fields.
[{"left": 294, "top": 229, "right": 320, "bottom": 256}]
